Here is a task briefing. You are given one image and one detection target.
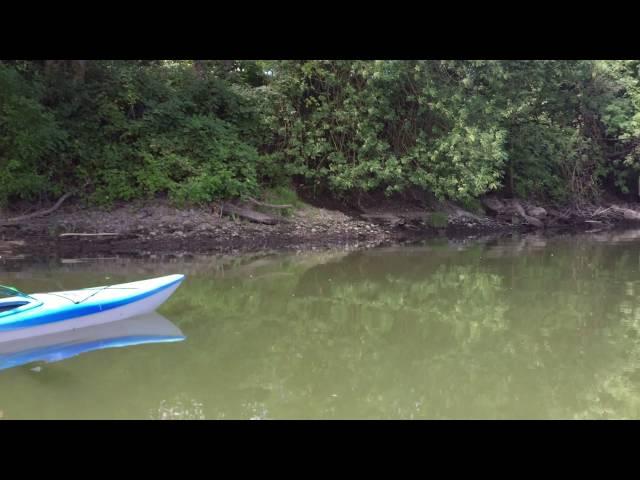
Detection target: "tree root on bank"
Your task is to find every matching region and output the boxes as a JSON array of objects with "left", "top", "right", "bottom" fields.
[{"left": 0, "top": 192, "right": 73, "bottom": 225}]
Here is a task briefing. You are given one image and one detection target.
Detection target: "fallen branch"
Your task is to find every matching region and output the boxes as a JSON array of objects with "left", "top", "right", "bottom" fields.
[
  {"left": 247, "top": 197, "right": 293, "bottom": 210},
  {"left": 1, "top": 192, "right": 73, "bottom": 225},
  {"left": 592, "top": 206, "right": 611, "bottom": 217}
]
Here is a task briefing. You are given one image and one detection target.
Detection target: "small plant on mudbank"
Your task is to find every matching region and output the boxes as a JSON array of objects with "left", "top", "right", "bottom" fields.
[
  {"left": 459, "top": 197, "right": 485, "bottom": 216},
  {"left": 429, "top": 212, "right": 449, "bottom": 228},
  {"left": 255, "top": 186, "right": 303, "bottom": 217}
]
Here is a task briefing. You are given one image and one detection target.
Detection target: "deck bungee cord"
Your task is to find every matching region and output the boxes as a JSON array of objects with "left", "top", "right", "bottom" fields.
[{"left": 41, "top": 286, "right": 139, "bottom": 305}]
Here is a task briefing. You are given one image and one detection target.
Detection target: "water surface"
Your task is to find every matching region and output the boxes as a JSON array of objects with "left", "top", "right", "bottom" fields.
[{"left": 2, "top": 231, "right": 640, "bottom": 419}]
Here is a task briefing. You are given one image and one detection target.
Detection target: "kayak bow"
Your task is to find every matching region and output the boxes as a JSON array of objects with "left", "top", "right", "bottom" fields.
[{"left": 0, "top": 274, "right": 185, "bottom": 341}]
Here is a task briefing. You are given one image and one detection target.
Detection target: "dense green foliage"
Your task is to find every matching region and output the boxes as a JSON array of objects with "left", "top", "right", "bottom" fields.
[
  {"left": 0, "top": 60, "right": 268, "bottom": 206},
  {"left": 3, "top": 60, "right": 640, "bottom": 207}
]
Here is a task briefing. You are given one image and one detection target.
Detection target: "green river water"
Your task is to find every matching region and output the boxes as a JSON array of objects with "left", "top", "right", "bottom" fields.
[{"left": 3, "top": 230, "right": 640, "bottom": 419}]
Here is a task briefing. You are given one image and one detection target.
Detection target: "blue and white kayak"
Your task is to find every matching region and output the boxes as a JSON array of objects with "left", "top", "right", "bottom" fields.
[
  {"left": 0, "top": 274, "right": 185, "bottom": 342},
  {"left": 0, "top": 312, "right": 185, "bottom": 371}
]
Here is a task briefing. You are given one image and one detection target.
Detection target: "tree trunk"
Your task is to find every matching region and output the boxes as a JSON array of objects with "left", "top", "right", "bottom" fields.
[
  {"left": 45, "top": 60, "right": 60, "bottom": 76},
  {"left": 194, "top": 60, "right": 206, "bottom": 79},
  {"left": 44, "top": 60, "right": 86, "bottom": 83},
  {"left": 71, "top": 60, "right": 87, "bottom": 83}
]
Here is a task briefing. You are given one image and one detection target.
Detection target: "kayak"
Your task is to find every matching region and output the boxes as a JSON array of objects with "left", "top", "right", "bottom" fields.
[
  {"left": 0, "top": 312, "right": 185, "bottom": 371},
  {"left": 0, "top": 274, "right": 185, "bottom": 342}
]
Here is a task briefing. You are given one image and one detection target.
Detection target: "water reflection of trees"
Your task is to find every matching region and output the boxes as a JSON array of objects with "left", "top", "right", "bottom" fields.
[{"left": 152, "top": 237, "right": 640, "bottom": 418}]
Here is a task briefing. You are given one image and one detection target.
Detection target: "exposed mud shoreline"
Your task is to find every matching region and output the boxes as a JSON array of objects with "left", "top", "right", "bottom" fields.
[{"left": 2, "top": 196, "right": 640, "bottom": 259}]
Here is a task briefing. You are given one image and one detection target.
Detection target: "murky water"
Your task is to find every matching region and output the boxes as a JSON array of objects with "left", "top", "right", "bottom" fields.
[{"left": 3, "top": 230, "right": 640, "bottom": 419}]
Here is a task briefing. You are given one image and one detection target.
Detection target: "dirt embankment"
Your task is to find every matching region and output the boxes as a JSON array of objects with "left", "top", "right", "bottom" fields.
[{"left": 2, "top": 193, "right": 640, "bottom": 259}]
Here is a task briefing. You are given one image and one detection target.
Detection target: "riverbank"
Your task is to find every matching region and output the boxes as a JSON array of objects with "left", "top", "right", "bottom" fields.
[{"left": 2, "top": 194, "right": 640, "bottom": 259}]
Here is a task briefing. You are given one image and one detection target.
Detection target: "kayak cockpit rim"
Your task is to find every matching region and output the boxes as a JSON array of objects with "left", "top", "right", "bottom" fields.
[
  {"left": 0, "top": 286, "right": 44, "bottom": 318},
  {"left": 1, "top": 285, "right": 35, "bottom": 300}
]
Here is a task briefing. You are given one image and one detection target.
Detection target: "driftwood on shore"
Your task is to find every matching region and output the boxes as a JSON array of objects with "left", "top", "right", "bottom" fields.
[
  {"left": 0, "top": 240, "right": 25, "bottom": 251},
  {"left": 220, "top": 203, "right": 284, "bottom": 225},
  {"left": 58, "top": 233, "right": 120, "bottom": 238}
]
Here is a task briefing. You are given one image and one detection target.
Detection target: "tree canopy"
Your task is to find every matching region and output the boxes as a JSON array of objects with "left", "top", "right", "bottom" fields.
[{"left": 2, "top": 60, "right": 640, "bottom": 207}]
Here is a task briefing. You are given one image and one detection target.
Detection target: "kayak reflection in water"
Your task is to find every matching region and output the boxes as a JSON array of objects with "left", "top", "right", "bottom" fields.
[{"left": 0, "top": 312, "right": 185, "bottom": 371}]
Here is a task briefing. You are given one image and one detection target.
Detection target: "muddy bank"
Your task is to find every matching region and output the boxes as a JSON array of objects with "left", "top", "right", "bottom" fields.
[
  {"left": 0, "top": 198, "right": 505, "bottom": 258},
  {"left": 0, "top": 200, "right": 391, "bottom": 258},
  {"left": 1, "top": 195, "right": 640, "bottom": 259}
]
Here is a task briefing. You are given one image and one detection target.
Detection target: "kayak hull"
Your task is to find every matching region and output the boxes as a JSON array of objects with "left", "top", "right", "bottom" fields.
[{"left": 0, "top": 275, "right": 184, "bottom": 342}]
